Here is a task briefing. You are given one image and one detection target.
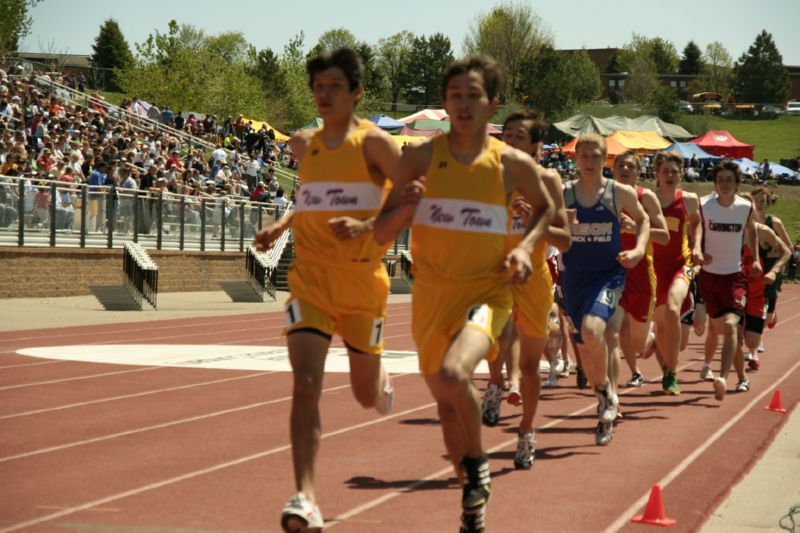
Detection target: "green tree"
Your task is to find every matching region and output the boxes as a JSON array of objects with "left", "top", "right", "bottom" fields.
[
  {"left": 376, "top": 31, "right": 414, "bottom": 108},
  {"left": 250, "top": 47, "right": 287, "bottom": 96},
  {"left": 463, "top": 2, "right": 552, "bottom": 103},
  {"left": 679, "top": 40, "right": 702, "bottom": 75},
  {"left": 732, "top": 30, "right": 789, "bottom": 104},
  {"left": 618, "top": 34, "right": 679, "bottom": 74},
  {"left": 405, "top": 33, "right": 454, "bottom": 106},
  {"left": 90, "top": 19, "right": 133, "bottom": 92},
  {"left": 355, "top": 41, "right": 385, "bottom": 101},
  {"left": 516, "top": 47, "right": 601, "bottom": 120},
  {"left": 690, "top": 41, "right": 733, "bottom": 99},
  {"left": 279, "top": 32, "right": 316, "bottom": 130},
  {"left": 307, "top": 27, "right": 358, "bottom": 58},
  {"left": 0, "top": 0, "right": 41, "bottom": 55}
]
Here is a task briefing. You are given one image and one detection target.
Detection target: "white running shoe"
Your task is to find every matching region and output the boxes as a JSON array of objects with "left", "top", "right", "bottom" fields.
[
  {"left": 375, "top": 370, "right": 394, "bottom": 415},
  {"left": 743, "top": 351, "right": 753, "bottom": 362},
  {"left": 543, "top": 375, "right": 559, "bottom": 388},
  {"left": 506, "top": 385, "right": 522, "bottom": 406},
  {"left": 481, "top": 383, "right": 502, "bottom": 427},
  {"left": 514, "top": 429, "right": 536, "bottom": 469},
  {"left": 700, "top": 365, "right": 714, "bottom": 382},
  {"left": 713, "top": 377, "right": 727, "bottom": 401},
  {"left": 597, "top": 386, "right": 619, "bottom": 423},
  {"left": 757, "top": 341, "right": 765, "bottom": 353},
  {"left": 281, "top": 493, "right": 324, "bottom": 532},
  {"left": 559, "top": 358, "right": 572, "bottom": 378},
  {"left": 595, "top": 421, "right": 614, "bottom": 446}
]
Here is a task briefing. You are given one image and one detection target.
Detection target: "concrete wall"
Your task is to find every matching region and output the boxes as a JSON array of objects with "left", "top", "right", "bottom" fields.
[{"left": 0, "top": 248, "right": 246, "bottom": 298}]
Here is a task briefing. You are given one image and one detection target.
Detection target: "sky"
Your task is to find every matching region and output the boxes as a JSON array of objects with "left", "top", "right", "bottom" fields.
[{"left": 21, "top": 0, "right": 800, "bottom": 66}]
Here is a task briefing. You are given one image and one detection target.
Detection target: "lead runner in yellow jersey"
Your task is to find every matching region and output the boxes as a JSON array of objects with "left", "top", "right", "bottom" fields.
[
  {"left": 375, "top": 56, "right": 554, "bottom": 533},
  {"left": 253, "top": 48, "right": 401, "bottom": 533}
]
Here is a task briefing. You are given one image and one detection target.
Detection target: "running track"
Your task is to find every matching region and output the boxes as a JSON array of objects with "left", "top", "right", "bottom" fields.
[{"left": 1, "top": 287, "right": 798, "bottom": 532}]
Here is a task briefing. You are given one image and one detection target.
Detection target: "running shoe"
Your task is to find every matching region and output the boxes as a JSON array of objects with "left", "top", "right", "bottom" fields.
[
  {"left": 559, "top": 358, "right": 572, "bottom": 378},
  {"left": 700, "top": 364, "right": 714, "bottom": 381},
  {"left": 626, "top": 372, "right": 644, "bottom": 388},
  {"left": 576, "top": 366, "right": 588, "bottom": 389},
  {"left": 461, "top": 455, "right": 492, "bottom": 511},
  {"left": 595, "top": 420, "right": 614, "bottom": 446},
  {"left": 664, "top": 372, "right": 681, "bottom": 396},
  {"left": 481, "top": 384, "right": 502, "bottom": 427},
  {"left": 514, "top": 429, "right": 536, "bottom": 470},
  {"left": 713, "top": 376, "right": 727, "bottom": 401},
  {"left": 757, "top": 341, "right": 766, "bottom": 352},
  {"left": 460, "top": 504, "right": 487, "bottom": 533},
  {"left": 747, "top": 355, "right": 761, "bottom": 371},
  {"left": 281, "top": 493, "right": 324, "bottom": 533},
  {"left": 735, "top": 378, "right": 751, "bottom": 393},
  {"left": 506, "top": 385, "right": 522, "bottom": 407},
  {"left": 374, "top": 369, "right": 394, "bottom": 415},
  {"left": 597, "top": 386, "right": 619, "bottom": 423},
  {"left": 543, "top": 375, "right": 559, "bottom": 388}
]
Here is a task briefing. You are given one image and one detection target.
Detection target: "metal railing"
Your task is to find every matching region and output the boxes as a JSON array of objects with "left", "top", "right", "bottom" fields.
[{"left": 0, "top": 175, "right": 290, "bottom": 252}]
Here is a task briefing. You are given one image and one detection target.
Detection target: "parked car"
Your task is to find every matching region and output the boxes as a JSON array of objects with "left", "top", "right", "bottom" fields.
[
  {"left": 761, "top": 104, "right": 783, "bottom": 117},
  {"left": 786, "top": 102, "right": 800, "bottom": 116},
  {"left": 679, "top": 100, "right": 694, "bottom": 114}
]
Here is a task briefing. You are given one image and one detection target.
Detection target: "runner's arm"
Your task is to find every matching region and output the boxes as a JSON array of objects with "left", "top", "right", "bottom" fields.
[
  {"left": 745, "top": 209, "right": 762, "bottom": 277},
  {"left": 757, "top": 224, "right": 789, "bottom": 284},
  {"left": 640, "top": 189, "right": 669, "bottom": 245},
  {"left": 541, "top": 170, "right": 571, "bottom": 251},
  {"left": 616, "top": 183, "right": 649, "bottom": 269}
]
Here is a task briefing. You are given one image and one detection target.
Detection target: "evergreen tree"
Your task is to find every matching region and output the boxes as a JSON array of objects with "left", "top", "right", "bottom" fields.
[
  {"left": 679, "top": 40, "right": 702, "bottom": 75},
  {"left": 90, "top": 19, "right": 133, "bottom": 91},
  {"left": 405, "top": 33, "right": 454, "bottom": 106},
  {"left": 0, "top": 0, "right": 41, "bottom": 56},
  {"left": 732, "top": 30, "right": 789, "bottom": 104}
]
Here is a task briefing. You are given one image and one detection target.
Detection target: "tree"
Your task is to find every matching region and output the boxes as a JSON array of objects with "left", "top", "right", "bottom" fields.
[
  {"left": 355, "top": 41, "right": 385, "bottom": 101},
  {"left": 690, "top": 41, "right": 733, "bottom": 98},
  {"left": 679, "top": 40, "right": 702, "bottom": 75},
  {"left": 307, "top": 27, "right": 358, "bottom": 58},
  {"left": 618, "top": 34, "right": 679, "bottom": 74},
  {"left": 405, "top": 33, "right": 454, "bottom": 106},
  {"left": 90, "top": 19, "right": 133, "bottom": 92},
  {"left": 376, "top": 31, "right": 414, "bottom": 108},
  {"left": 278, "top": 32, "right": 316, "bottom": 130},
  {"left": 463, "top": 2, "right": 552, "bottom": 103},
  {"left": 732, "top": 30, "right": 789, "bottom": 104},
  {"left": 250, "top": 47, "right": 287, "bottom": 96},
  {"left": 0, "top": 0, "right": 41, "bottom": 55},
  {"left": 516, "top": 47, "right": 601, "bottom": 120}
]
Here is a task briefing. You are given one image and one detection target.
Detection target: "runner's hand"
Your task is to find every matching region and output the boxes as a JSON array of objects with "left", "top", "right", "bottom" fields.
[
  {"left": 504, "top": 246, "right": 533, "bottom": 285},
  {"left": 763, "top": 271, "right": 776, "bottom": 285},
  {"left": 619, "top": 212, "right": 636, "bottom": 234},
  {"left": 329, "top": 216, "right": 367, "bottom": 240},
  {"left": 617, "top": 248, "right": 644, "bottom": 269},
  {"left": 253, "top": 223, "right": 283, "bottom": 251}
]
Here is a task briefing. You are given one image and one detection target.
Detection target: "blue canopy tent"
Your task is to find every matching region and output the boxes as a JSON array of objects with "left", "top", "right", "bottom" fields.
[
  {"left": 662, "top": 142, "right": 721, "bottom": 163},
  {"left": 368, "top": 114, "right": 405, "bottom": 130}
]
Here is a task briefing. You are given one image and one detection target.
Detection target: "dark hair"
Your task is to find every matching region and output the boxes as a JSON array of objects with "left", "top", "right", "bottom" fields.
[
  {"left": 502, "top": 109, "right": 548, "bottom": 144},
  {"left": 614, "top": 150, "right": 643, "bottom": 172},
  {"left": 306, "top": 48, "right": 364, "bottom": 92},
  {"left": 712, "top": 160, "right": 741, "bottom": 183},
  {"left": 441, "top": 55, "right": 502, "bottom": 102}
]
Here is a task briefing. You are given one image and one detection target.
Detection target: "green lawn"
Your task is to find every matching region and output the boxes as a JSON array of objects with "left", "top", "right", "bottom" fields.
[{"left": 678, "top": 115, "right": 800, "bottom": 163}]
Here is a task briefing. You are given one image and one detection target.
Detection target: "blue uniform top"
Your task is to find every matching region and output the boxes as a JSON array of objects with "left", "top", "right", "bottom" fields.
[{"left": 561, "top": 178, "right": 623, "bottom": 283}]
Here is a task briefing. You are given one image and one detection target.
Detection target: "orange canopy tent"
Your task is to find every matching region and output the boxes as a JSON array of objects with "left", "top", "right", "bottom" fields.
[{"left": 560, "top": 136, "right": 628, "bottom": 165}]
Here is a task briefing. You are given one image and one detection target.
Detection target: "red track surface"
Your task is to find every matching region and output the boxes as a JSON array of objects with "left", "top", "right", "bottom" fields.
[{"left": 1, "top": 288, "right": 798, "bottom": 532}]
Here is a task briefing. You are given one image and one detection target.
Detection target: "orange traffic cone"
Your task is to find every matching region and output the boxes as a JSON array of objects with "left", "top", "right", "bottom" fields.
[
  {"left": 631, "top": 484, "right": 677, "bottom": 527},
  {"left": 764, "top": 389, "right": 787, "bottom": 413}
]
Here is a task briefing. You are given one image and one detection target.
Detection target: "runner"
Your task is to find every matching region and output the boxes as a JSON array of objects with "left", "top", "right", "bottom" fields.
[
  {"left": 252, "top": 48, "right": 400, "bottom": 533},
  {"left": 611, "top": 151, "right": 668, "bottom": 389},
  {"left": 651, "top": 152, "right": 701, "bottom": 395},
  {"left": 560, "top": 134, "right": 649, "bottom": 445},
  {"left": 374, "top": 56, "right": 553, "bottom": 533},
  {"left": 481, "top": 109, "right": 570, "bottom": 471},
  {"left": 749, "top": 187, "right": 793, "bottom": 348},
  {"left": 695, "top": 161, "right": 760, "bottom": 402}
]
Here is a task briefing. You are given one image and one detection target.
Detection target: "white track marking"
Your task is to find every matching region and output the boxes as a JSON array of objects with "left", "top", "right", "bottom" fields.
[{"left": 0, "top": 366, "right": 160, "bottom": 391}]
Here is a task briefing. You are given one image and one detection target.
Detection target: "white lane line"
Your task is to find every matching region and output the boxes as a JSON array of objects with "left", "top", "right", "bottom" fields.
[
  {"left": 0, "top": 401, "right": 437, "bottom": 533},
  {"left": 0, "top": 372, "right": 270, "bottom": 420},
  {"left": 0, "top": 366, "right": 160, "bottom": 391},
  {"left": 603, "top": 358, "right": 800, "bottom": 533},
  {"left": 0, "top": 360, "right": 66, "bottom": 370}
]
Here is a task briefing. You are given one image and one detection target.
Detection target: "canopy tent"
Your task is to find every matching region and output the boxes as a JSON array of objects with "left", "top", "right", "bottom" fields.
[
  {"left": 733, "top": 157, "right": 759, "bottom": 175},
  {"left": 561, "top": 136, "right": 629, "bottom": 166},
  {"left": 245, "top": 119, "right": 290, "bottom": 142},
  {"left": 689, "top": 130, "right": 754, "bottom": 159},
  {"left": 391, "top": 135, "right": 428, "bottom": 147},
  {"left": 553, "top": 114, "right": 693, "bottom": 140},
  {"left": 397, "top": 126, "right": 442, "bottom": 138},
  {"left": 735, "top": 158, "right": 795, "bottom": 177},
  {"left": 368, "top": 114, "right": 405, "bottom": 130},
  {"left": 398, "top": 108, "right": 448, "bottom": 124},
  {"left": 608, "top": 130, "right": 671, "bottom": 151},
  {"left": 661, "top": 142, "right": 721, "bottom": 163},
  {"left": 408, "top": 119, "right": 451, "bottom": 133},
  {"left": 769, "top": 162, "right": 796, "bottom": 177}
]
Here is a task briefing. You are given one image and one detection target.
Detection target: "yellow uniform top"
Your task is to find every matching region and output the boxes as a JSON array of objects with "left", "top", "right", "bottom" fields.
[
  {"left": 411, "top": 135, "right": 510, "bottom": 283},
  {"left": 506, "top": 190, "right": 548, "bottom": 267},
  {"left": 293, "top": 120, "right": 390, "bottom": 266}
]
